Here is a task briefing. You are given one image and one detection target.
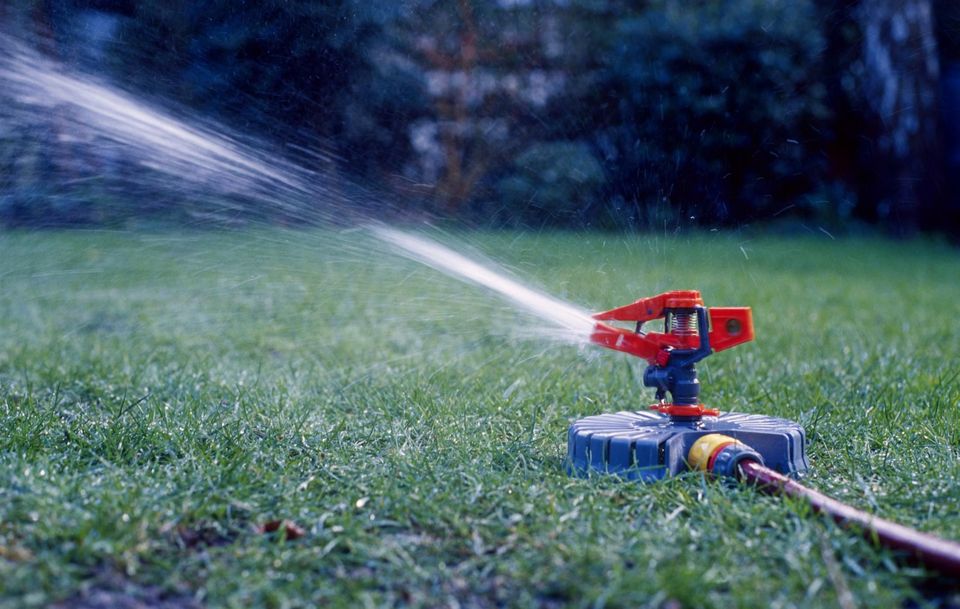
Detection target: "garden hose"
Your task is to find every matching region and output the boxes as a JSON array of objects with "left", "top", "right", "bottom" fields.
[{"left": 688, "top": 434, "right": 960, "bottom": 577}]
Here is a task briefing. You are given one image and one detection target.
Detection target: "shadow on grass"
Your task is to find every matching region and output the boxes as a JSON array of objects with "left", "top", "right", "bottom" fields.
[{"left": 49, "top": 567, "right": 201, "bottom": 609}]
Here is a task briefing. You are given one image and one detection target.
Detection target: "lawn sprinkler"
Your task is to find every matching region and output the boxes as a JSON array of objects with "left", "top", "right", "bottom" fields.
[
  {"left": 568, "top": 289, "right": 807, "bottom": 480},
  {"left": 568, "top": 290, "right": 960, "bottom": 576}
]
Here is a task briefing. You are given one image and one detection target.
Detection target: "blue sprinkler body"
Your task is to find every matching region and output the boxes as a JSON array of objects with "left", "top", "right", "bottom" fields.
[{"left": 568, "top": 290, "right": 809, "bottom": 480}]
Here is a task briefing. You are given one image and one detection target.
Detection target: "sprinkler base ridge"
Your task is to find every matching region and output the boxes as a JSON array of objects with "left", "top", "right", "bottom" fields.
[{"left": 567, "top": 410, "right": 808, "bottom": 481}]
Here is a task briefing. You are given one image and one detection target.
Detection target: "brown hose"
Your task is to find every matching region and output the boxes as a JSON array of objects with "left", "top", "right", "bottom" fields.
[{"left": 739, "top": 460, "right": 960, "bottom": 577}]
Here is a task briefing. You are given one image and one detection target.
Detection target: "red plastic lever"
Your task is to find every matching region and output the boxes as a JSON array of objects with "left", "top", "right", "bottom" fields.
[
  {"left": 705, "top": 307, "right": 754, "bottom": 352},
  {"left": 592, "top": 290, "right": 704, "bottom": 323},
  {"left": 588, "top": 291, "right": 753, "bottom": 362}
]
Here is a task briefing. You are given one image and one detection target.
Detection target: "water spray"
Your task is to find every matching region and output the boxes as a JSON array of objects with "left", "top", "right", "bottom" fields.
[{"left": 575, "top": 291, "right": 960, "bottom": 576}]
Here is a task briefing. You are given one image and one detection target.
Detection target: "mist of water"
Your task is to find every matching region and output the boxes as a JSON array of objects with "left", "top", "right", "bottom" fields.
[
  {"left": 0, "top": 34, "right": 349, "bottom": 223},
  {"left": 371, "top": 226, "right": 597, "bottom": 342},
  {"left": 0, "top": 34, "right": 600, "bottom": 347}
]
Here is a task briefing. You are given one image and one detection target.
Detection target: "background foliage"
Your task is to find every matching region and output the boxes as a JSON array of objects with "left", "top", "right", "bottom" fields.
[{"left": 1, "top": 0, "right": 959, "bottom": 235}]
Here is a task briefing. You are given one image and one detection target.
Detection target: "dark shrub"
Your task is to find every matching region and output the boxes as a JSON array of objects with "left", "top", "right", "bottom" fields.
[
  {"left": 496, "top": 141, "right": 605, "bottom": 225},
  {"left": 587, "top": 0, "right": 830, "bottom": 226}
]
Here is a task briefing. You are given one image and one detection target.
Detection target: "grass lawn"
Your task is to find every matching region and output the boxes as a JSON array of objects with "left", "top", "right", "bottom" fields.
[{"left": 1, "top": 228, "right": 959, "bottom": 608}]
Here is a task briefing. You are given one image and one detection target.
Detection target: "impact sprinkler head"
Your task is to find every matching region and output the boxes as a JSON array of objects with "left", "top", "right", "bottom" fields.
[{"left": 568, "top": 290, "right": 809, "bottom": 481}]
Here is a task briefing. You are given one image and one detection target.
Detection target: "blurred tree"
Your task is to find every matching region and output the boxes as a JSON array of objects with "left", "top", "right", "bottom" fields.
[
  {"left": 816, "top": 0, "right": 868, "bottom": 221},
  {"left": 415, "top": 0, "right": 487, "bottom": 210},
  {"left": 818, "top": 0, "right": 944, "bottom": 236},
  {"left": 118, "top": 2, "right": 370, "bottom": 135},
  {"left": 0, "top": 0, "right": 110, "bottom": 226},
  {"left": 549, "top": 0, "right": 831, "bottom": 227},
  {"left": 385, "top": 0, "right": 572, "bottom": 216},
  {"left": 102, "top": 0, "right": 420, "bottom": 194},
  {"left": 859, "top": 0, "right": 942, "bottom": 236},
  {"left": 934, "top": 0, "right": 960, "bottom": 240}
]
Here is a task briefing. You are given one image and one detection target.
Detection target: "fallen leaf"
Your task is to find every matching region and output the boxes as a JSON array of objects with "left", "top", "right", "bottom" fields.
[{"left": 256, "top": 519, "right": 307, "bottom": 540}]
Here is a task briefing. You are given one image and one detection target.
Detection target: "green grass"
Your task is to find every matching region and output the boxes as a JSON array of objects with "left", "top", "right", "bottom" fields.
[{"left": 1, "top": 229, "right": 959, "bottom": 608}]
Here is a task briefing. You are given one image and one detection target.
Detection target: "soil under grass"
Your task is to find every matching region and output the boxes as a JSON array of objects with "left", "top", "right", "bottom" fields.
[{"left": 1, "top": 229, "right": 959, "bottom": 608}]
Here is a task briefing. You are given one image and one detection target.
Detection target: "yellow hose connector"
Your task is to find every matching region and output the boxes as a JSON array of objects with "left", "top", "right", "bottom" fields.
[{"left": 688, "top": 433, "right": 737, "bottom": 472}]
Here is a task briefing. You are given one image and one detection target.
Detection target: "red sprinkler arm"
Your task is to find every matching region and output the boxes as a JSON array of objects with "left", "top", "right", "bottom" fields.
[{"left": 589, "top": 290, "right": 754, "bottom": 363}]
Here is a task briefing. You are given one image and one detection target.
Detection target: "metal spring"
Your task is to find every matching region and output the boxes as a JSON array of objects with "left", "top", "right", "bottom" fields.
[{"left": 670, "top": 311, "right": 698, "bottom": 336}]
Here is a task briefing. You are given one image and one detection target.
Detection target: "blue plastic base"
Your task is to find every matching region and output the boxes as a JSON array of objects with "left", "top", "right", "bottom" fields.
[{"left": 567, "top": 410, "right": 808, "bottom": 481}]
